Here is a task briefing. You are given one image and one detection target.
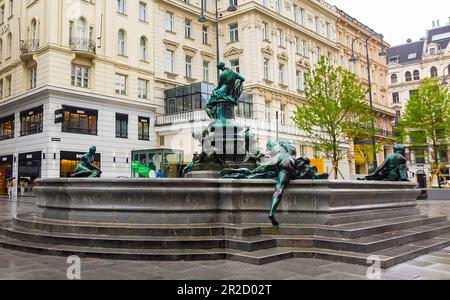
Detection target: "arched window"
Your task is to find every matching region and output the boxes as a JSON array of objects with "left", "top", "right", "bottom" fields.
[
  {"left": 405, "top": 71, "right": 412, "bottom": 82},
  {"left": 431, "top": 67, "right": 438, "bottom": 78},
  {"left": 31, "top": 19, "right": 37, "bottom": 40},
  {"left": 7, "top": 33, "right": 12, "bottom": 58},
  {"left": 391, "top": 74, "right": 397, "bottom": 84},
  {"left": 413, "top": 70, "right": 420, "bottom": 81},
  {"left": 140, "top": 36, "right": 147, "bottom": 61},
  {"left": 77, "top": 18, "right": 86, "bottom": 40},
  {"left": 118, "top": 30, "right": 126, "bottom": 55}
]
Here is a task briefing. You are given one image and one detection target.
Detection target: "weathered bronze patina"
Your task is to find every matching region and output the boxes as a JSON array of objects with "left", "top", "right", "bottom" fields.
[
  {"left": 206, "top": 61, "right": 245, "bottom": 120},
  {"left": 361, "top": 144, "right": 408, "bottom": 181},
  {"left": 221, "top": 141, "right": 329, "bottom": 227},
  {"left": 72, "top": 146, "right": 102, "bottom": 178}
]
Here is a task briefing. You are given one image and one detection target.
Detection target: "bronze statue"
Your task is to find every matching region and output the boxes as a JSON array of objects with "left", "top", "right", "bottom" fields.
[
  {"left": 221, "top": 141, "right": 328, "bottom": 227},
  {"left": 206, "top": 61, "right": 245, "bottom": 120},
  {"left": 361, "top": 144, "right": 408, "bottom": 181},
  {"left": 72, "top": 146, "right": 102, "bottom": 178}
]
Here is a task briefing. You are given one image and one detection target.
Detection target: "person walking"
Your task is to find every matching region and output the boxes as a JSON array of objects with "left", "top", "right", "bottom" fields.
[{"left": 6, "top": 178, "right": 13, "bottom": 199}]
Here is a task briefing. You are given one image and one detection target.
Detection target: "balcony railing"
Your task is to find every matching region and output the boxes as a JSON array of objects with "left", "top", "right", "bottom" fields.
[
  {"left": 376, "top": 128, "right": 398, "bottom": 138},
  {"left": 20, "top": 39, "right": 39, "bottom": 55},
  {"left": 156, "top": 110, "right": 308, "bottom": 137},
  {"left": 69, "top": 38, "right": 96, "bottom": 55}
]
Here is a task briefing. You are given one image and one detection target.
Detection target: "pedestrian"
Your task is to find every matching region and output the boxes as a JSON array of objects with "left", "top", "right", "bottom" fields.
[
  {"left": 19, "top": 179, "right": 26, "bottom": 196},
  {"left": 6, "top": 178, "right": 13, "bottom": 199}
]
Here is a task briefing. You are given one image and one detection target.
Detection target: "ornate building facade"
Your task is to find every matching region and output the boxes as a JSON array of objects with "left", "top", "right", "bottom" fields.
[{"left": 387, "top": 22, "right": 450, "bottom": 175}]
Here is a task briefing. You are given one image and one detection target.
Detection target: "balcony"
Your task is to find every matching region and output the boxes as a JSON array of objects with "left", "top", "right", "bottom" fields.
[
  {"left": 376, "top": 128, "right": 398, "bottom": 139},
  {"left": 69, "top": 38, "right": 96, "bottom": 59},
  {"left": 155, "top": 110, "right": 307, "bottom": 137},
  {"left": 20, "top": 39, "right": 39, "bottom": 61}
]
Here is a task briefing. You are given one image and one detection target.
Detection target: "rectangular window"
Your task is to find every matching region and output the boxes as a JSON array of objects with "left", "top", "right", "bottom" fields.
[
  {"left": 202, "top": 61, "right": 210, "bottom": 82},
  {"left": 277, "top": 29, "right": 284, "bottom": 47},
  {"left": 296, "top": 70, "right": 303, "bottom": 91},
  {"left": 117, "top": 0, "right": 125, "bottom": 14},
  {"left": 166, "top": 49, "right": 174, "bottom": 73},
  {"left": 279, "top": 64, "right": 285, "bottom": 84},
  {"left": 138, "top": 117, "right": 150, "bottom": 141},
  {"left": 185, "top": 19, "right": 192, "bottom": 38},
  {"left": 138, "top": 79, "right": 148, "bottom": 99},
  {"left": 30, "top": 66, "right": 37, "bottom": 89},
  {"left": 115, "top": 113, "right": 128, "bottom": 139},
  {"left": 262, "top": 22, "right": 268, "bottom": 41},
  {"left": 115, "top": 74, "right": 127, "bottom": 95},
  {"left": 230, "top": 59, "right": 240, "bottom": 73},
  {"left": 392, "top": 92, "right": 400, "bottom": 103},
  {"left": 139, "top": 2, "right": 147, "bottom": 21},
  {"left": 263, "top": 58, "right": 269, "bottom": 80},
  {"left": 202, "top": 26, "right": 209, "bottom": 44},
  {"left": 20, "top": 106, "right": 43, "bottom": 136},
  {"left": 165, "top": 11, "right": 174, "bottom": 32},
  {"left": 0, "top": 6, "right": 5, "bottom": 24},
  {"left": 0, "top": 115, "right": 14, "bottom": 140},
  {"left": 62, "top": 106, "right": 98, "bottom": 136},
  {"left": 185, "top": 55, "right": 193, "bottom": 78},
  {"left": 71, "top": 64, "right": 89, "bottom": 88},
  {"left": 229, "top": 23, "right": 239, "bottom": 43},
  {"left": 5, "top": 75, "right": 11, "bottom": 97}
]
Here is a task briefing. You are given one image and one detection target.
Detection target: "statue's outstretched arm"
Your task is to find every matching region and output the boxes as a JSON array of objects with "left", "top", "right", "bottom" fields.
[{"left": 237, "top": 73, "right": 246, "bottom": 82}]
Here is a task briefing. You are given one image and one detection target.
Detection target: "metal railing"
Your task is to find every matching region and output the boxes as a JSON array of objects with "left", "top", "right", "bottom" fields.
[
  {"left": 20, "top": 39, "right": 40, "bottom": 55},
  {"left": 69, "top": 38, "right": 96, "bottom": 55},
  {"left": 155, "top": 110, "right": 308, "bottom": 137}
]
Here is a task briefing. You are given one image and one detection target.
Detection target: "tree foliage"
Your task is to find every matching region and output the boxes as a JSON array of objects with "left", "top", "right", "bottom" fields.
[
  {"left": 396, "top": 78, "right": 450, "bottom": 167},
  {"left": 293, "top": 57, "right": 375, "bottom": 178}
]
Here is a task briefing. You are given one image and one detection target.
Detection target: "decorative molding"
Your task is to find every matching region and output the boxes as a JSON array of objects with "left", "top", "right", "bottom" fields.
[
  {"left": 163, "top": 39, "right": 180, "bottom": 49},
  {"left": 223, "top": 47, "right": 243, "bottom": 58}
]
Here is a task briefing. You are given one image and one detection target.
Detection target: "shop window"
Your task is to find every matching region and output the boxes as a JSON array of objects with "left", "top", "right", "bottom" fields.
[
  {"left": 62, "top": 105, "right": 98, "bottom": 135},
  {"left": 20, "top": 106, "right": 43, "bottom": 136}
]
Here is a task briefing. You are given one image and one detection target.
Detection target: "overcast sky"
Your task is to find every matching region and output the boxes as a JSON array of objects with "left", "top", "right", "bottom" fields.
[{"left": 329, "top": 0, "right": 450, "bottom": 46}]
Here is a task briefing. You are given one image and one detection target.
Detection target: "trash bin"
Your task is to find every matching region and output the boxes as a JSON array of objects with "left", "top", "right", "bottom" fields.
[{"left": 416, "top": 170, "right": 428, "bottom": 200}]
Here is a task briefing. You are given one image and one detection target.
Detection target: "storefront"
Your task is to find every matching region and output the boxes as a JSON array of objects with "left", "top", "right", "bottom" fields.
[
  {"left": 0, "top": 155, "right": 13, "bottom": 195},
  {"left": 18, "top": 151, "right": 42, "bottom": 196},
  {"left": 60, "top": 151, "right": 101, "bottom": 178},
  {"left": 131, "top": 149, "right": 184, "bottom": 178}
]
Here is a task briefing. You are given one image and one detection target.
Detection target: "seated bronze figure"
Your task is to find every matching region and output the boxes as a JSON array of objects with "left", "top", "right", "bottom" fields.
[
  {"left": 361, "top": 144, "right": 408, "bottom": 182},
  {"left": 72, "top": 146, "right": 102, "bottom": 178}
]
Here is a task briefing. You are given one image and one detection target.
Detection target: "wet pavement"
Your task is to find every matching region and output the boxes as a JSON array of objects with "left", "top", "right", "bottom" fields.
[{"left": 0, "top": 196, "right": 449, "bottom": 280}]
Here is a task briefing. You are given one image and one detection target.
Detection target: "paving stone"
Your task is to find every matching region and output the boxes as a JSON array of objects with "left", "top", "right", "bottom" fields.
[{"left": 315, "top": 271, "right": 368, "bottom": 280}]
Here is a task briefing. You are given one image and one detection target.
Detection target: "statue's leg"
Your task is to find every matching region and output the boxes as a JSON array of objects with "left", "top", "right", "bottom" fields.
[{"left": 269, "top": 170, "right": 290, "bottom": 228}]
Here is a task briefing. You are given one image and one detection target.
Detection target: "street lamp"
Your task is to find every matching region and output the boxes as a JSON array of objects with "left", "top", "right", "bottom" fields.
[
  {"left": 349, "top": 33, "right": 387, "bottom": 171},
  {"left": 199, "top": 0, "right": 238, "bottom": 84}
]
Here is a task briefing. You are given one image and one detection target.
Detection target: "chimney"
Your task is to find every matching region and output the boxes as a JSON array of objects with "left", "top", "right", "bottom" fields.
[
  {"left": 433, "top": 21, "right": 435, "bottom": 28},
  {"left": 437, "top": 20, "right": 440, "bottom": 27}
]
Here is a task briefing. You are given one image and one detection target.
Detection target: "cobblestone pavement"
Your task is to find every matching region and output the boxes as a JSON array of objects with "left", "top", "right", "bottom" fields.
[{"left": 0, "top": 196, "right": 449, "bottom": 280}]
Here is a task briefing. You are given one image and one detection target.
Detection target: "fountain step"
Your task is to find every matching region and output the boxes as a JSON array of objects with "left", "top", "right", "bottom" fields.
[
  {"left": 11, "top": 214, "right": 446, "bottom": 239},
  {"left": 1, "top": 233, "right": 449, "bottom": 269},
  {"left": 0, "top": 225, "right": 277, "bottom": 252},
  {"left": 2, "top": 219, "right": 449, "bottom": 254}
]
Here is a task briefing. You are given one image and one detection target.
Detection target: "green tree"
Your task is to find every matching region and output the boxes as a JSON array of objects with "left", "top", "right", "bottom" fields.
[
  {"left": 396, "top": 78, "right": 450, "bottom": 186},
  {"left": 294, "top": 57, "right": 375, "bottom": 179}
]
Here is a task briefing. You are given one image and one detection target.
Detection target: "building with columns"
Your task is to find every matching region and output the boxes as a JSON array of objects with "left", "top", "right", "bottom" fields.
[{"left": 387, "top": 21, "right": 450, "bottom": 175}]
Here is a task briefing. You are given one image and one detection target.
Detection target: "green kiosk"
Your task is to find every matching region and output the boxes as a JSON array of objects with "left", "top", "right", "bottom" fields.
[{"left": 131, "top": 149, "right": 184, "bottom": 178}]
